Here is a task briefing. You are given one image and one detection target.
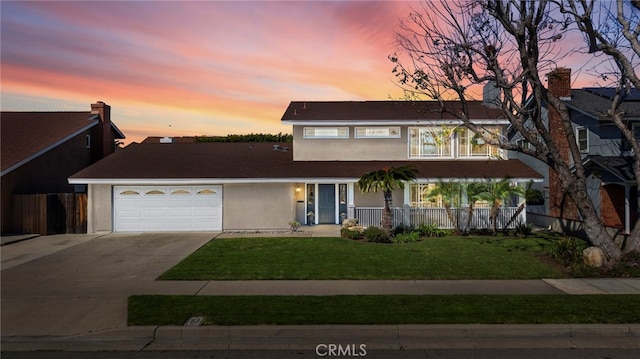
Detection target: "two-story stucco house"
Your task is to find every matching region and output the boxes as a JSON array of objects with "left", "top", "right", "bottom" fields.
[
  {"left": 69, "top": 100, "right": 542, "bottom": 233},
  {"left": 509, "top": 68, "right": 639, "bottom": 237}
]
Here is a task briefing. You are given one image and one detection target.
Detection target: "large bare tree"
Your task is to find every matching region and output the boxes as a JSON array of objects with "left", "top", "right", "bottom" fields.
[
  {"left": 558, "top": 0, "right": 640, "bottom": 252},
  {"left": 391, "top": 0, "right": 639, "bottom": 261}
]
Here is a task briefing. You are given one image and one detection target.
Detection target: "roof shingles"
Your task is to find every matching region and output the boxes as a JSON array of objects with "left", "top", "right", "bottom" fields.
[{"left": 70, "top": 142, "right": 542, "bottom": 181}]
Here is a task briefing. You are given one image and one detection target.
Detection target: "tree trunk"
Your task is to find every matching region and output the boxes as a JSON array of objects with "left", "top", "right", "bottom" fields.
[
  {"left": 625, "top": 220, "right": 640, "bottom": 253},
  {"left": 465, "top": 203, "right": 475, "bottom": 233},
  {"left": 444, "top": 203, "right": 460, "bottom": 234},
  {"left": 503, "top": 201, "right": 526, "bottom": 231},
  {"left": 381, "top": 190, "right": 393, "bottom": 237},
  {"left": 490, "top": 201, "right": 500, "bottom": 235}
]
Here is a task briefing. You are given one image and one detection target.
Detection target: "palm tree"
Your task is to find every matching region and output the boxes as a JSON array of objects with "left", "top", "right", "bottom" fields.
[
  {"left": 427, "top": 180, "right": 462, "bottom": 234},
  {"left": 463, "top": 181, "right": 488, "bottom": 233},
  {"left": 357, "top": 165, "right": 418, "bottom": 236},
  {"left": 477, "top": 178, "right": 525, "bottom": 235}
]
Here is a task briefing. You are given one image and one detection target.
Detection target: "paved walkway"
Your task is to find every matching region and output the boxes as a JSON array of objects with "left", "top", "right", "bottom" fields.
[{"left": 1, "top": 232, "right": 639, "bottom": 352}]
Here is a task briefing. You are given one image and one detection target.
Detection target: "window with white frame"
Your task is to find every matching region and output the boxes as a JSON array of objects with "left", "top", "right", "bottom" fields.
[
  {"left": 409, "top": 183, "right": 442, "bottom": 207},
  {"left": 459, "top": 127, "right": 501, "bottom": 157},
  {"left": 303, "top": 127, "right": 349, "bottom": 139},
  {"left": 576, "top": 126, "right": 588, "bottom": 152},
  {"left": 355, "top": 127, "right": 400, "bottom": 138},
  {"left": 409, "top": 127, "right": 454, "bottom": 158},
  {"left": 409, "top": 183, "right": 491, "bottom": 208}
]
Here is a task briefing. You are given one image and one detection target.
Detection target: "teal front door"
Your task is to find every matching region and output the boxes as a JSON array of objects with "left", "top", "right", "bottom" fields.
[{"left": 318, "top": 184, "right": 335, "bottom": 224}]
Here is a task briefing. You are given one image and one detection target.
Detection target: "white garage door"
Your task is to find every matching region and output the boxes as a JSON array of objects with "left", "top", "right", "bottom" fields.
[{"left": 114, "top": 186, "right": 222, "bottom": 232}]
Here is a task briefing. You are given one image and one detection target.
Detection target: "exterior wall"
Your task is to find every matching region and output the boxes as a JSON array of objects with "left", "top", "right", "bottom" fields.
[
  {"left": 223, "top": 183, "right": 296, "bottom": 230},
  {"left": 292, "top": 126, "right": 407, "bottom": 161},
  {"left": 1, "top": 129, "right": 96, "bottom": 234},
  {"left": 354, "top": 188, "right": 405, "bottom": 207},
  {"left": 87, "top": 184, "right": 112, "bottom": 233}
]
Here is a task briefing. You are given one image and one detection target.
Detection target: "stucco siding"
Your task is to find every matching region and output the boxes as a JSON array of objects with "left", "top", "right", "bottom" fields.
[
  {"left": 87, "top": 184, "right": 112, "bottom": 233},
  {"left": 354, "top": 188, "right": 405, "bottom": 207},
  {"left": 223, "top": 183, "right": 296, "bottom": 230},
  {"left": 292, "top": 126, "right": 408, "bottom": 161}
]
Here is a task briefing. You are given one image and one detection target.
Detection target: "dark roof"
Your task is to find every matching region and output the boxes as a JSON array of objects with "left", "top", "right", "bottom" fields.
[
  {"left": 582, "top": 155, "right": 636, "bottom": 183},
  {"left": 281, "top": 101, "right": 505, "bottom": 122},
  {"left": 1, "top": 111, "right": 95, "bottom": 173},
  {"left": 566, "top": 89, "right": 640, "bottom": 121},
  {"left": 70, "top": 142, "right": 542, "bottom": 181}
]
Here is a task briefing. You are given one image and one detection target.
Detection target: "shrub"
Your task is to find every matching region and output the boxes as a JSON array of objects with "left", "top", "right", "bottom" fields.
[
  {"left": 392, "top": 231, "right": 421, "bottom": 243},
  {"left": 515, "top": 223, "right": 534, "bottom": 237},
  {"left": 288, "top": 221, "right": 301, "bottom": 232},
  {"left": 547, "top": 236, "right": 589, "bottom": 267},
  {"left": 340, "top": 228, "right": 362, "bottom": 240},
  {"left": 416, "top": 223, "right": 447, "bottom": 237},
  {"left": 363, "top": 226, "right": 390, "bottom": 243},
  {"left": 392, "top": 224, "right": 414, "bottom": 237}
]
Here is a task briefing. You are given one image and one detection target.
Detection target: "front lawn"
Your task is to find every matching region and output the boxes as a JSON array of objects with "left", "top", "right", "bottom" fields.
[
  {"left": 159, "top": 236, "right": 565, "bottom": 280},
  {"left": 128, "top": 294, "right": 640, "bottom": 325}
]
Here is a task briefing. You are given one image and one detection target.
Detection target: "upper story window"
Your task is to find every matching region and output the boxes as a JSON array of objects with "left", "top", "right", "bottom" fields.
[
  {"left": 459, "top": 127, "right": 501, "bottom": 158},
  {"left": 576, "top": 126, "right": 588, "bottom": 153},
  {"left": 355, "top": 127, "right": 400, "bottom": 138},
  {"left": 303, "top": 127, "right": 349, "bottom": 139},
  {"left": 409, "top": 127, "right": 454, "bottom": 158}
]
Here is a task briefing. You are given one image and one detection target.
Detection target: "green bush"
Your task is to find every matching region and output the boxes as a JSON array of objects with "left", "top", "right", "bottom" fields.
[
  {"left": 340, "top": 228, "right": 362, "bottom": 240},
  {"left": 548, "top": 236, "right": 588, "bottom": 267},
  {"left": 392, "top": 231, "right": 421, "bottom": 243},
  {"left": 416, "top": 223, "right": 448, "bottom": 237},
  {"left": 392, "top": 224, "right": 415, "bottom": 237},
  {"left": 363, "top": 227, "right": 390, "bottom": 243},
  {"left": 515, "top": 223, "right": 534, "bottom": 237}
]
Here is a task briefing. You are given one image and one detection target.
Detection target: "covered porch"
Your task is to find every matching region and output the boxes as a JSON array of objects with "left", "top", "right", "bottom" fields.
[{"left": 352, "top": 206, "right": 526, "bottom": 230}]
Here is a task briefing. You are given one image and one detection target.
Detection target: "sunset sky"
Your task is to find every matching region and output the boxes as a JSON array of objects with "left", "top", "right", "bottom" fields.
[{"left": 1, "top": 1, "right": 609, "bottom": 144}]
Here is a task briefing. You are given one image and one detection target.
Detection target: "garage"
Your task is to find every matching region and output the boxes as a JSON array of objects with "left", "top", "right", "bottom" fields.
[{"left": 113, "top": 186, "right": 222, "bottom": 232}]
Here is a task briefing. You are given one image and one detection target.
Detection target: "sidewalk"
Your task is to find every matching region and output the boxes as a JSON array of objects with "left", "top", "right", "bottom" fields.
[{"left": 1, "top": 232, "right": 639, "bottom": 353}]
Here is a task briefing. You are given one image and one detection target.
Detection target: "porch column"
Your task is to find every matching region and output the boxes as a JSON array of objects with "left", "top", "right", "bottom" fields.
[
  {"left": 625, "top": 184, "right": 631, "bottom": 234},
  {"left": 347, "top": 182, "right": 355, "bottom": 218}
]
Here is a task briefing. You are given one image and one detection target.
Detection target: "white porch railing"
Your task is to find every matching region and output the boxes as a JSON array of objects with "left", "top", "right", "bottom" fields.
[{"left": 354, "top": 207, "right": 525, "bottom": 230}]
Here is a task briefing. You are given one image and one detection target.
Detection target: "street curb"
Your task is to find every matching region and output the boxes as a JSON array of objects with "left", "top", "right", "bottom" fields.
[{"left": 3, "top": 324, "right": 640, "bottom": 351}]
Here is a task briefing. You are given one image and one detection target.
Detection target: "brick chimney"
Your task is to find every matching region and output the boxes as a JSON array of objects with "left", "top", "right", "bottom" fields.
[
  {"left": 91, "top": 101, "right": 113, "bottom": 158},
  {"left": 546, "top": 68, "right": 577, "bottom": 219}
]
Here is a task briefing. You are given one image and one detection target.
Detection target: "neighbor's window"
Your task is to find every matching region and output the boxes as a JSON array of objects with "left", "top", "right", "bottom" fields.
[
  {"left": 576, "top": 126, "right": 588, "bottom": 152},
  {"left": 409, "top": 127, "right": 454, "bottom": 158},
  {"left": 303, "top": 127, "right": 349, "bottom": 139},
  {"left": 459, "top": 127, "right": 501, "bottom": 157}
]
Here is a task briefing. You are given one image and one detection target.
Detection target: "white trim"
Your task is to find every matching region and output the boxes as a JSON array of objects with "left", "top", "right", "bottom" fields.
[
  {"left": 1, "top": 121, "right": 99, "bottom": 176},
  {"left": 70, "top": 177, "right": 543, "bottom": 185},
  {"left": 284, "top": 119, "right": 509, "bottom": 126},
  {"left": 335, "top": 183, "right": 340, "bottom": 224},
  {"left": 576, "top": 126, "right": 589, "bottom": 153}
]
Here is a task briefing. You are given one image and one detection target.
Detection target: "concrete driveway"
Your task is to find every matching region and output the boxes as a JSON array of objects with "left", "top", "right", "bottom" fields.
[{"left": 1, "top": 232, "right": 216, "bottom": 337}]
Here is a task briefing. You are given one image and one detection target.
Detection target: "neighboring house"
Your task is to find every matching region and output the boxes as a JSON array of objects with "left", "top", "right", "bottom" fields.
[
  {"left": 1, "top": 102, "right": 125, "bottom": 234},
  {"left": 509, "top": 68, "right": 640, "bottom": 236},
  {"left": 69, "top": 100, "right": 541, "bottom": 233}
]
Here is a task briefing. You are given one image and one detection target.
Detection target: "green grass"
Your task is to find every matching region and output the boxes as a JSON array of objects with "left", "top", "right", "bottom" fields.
[
  {"left": 159, "top": 236, "right": 564, "bottom": 280},
  {"left": 128, "top": 294, "right": 640, "bottom": 326}
]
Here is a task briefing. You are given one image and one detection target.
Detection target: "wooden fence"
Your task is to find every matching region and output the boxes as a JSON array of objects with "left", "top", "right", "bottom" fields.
[
  {"left": 12, "top": 193, "right": 87, "bottom": 235},
  {"left": 354, "top": 206, "right": 525, "bottom": 230}
]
